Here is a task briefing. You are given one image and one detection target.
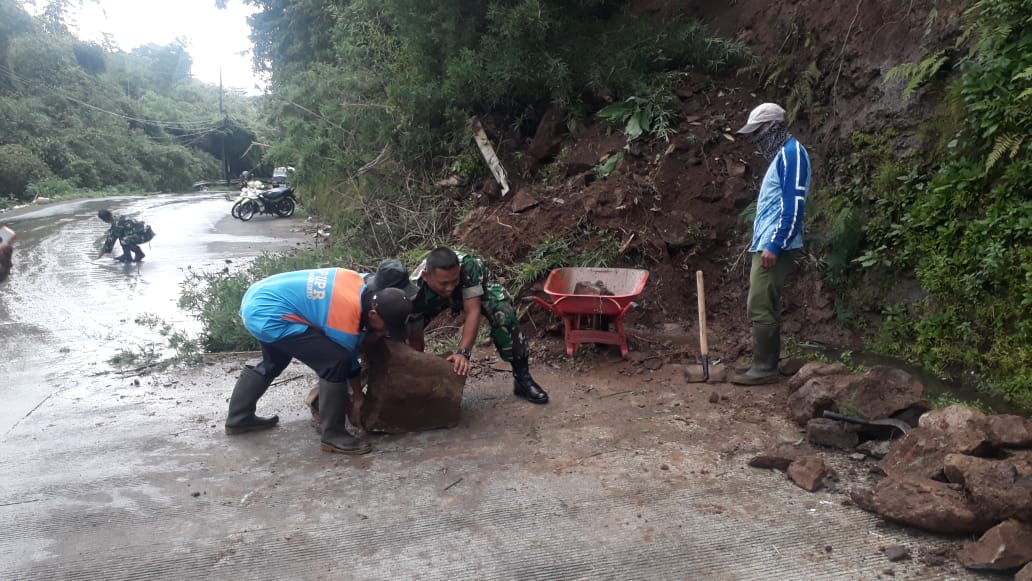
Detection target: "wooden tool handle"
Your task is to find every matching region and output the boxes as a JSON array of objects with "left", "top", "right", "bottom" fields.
[{"left": 696, "top": 270, "right": 708, "bottom": 356}]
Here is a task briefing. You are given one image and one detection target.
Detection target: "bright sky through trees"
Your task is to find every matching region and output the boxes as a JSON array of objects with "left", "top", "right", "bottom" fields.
[{"left": 39, "top": 0, "right": 263, "bottom": 94}]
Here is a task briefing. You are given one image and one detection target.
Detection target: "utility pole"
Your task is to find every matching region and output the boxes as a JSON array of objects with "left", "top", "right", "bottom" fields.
[{"left": 220, "top": 68, "right": 229, "bottom": 183}]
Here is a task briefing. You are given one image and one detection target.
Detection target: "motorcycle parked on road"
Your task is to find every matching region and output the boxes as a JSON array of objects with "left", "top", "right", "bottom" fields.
[{"left": 231, "top": 186, "right": 297, "bottom": 221}]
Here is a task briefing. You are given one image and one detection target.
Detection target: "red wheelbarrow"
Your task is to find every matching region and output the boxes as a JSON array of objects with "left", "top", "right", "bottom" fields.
[{"left": 531, "top": 267, "right": 649, "bottom": 358}]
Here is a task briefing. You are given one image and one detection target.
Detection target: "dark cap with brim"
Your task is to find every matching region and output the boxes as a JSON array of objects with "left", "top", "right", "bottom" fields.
[
  {"left": 366, "top": 258, "right": 419, "bottom": 300},
  {"left": 370, "top": 287, "right": 413, "bottom": 342}
]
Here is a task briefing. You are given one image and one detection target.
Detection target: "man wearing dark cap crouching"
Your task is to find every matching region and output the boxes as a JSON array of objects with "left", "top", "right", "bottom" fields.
[{"left": 225, "top": 267, "right": 412, "bottom": 455}]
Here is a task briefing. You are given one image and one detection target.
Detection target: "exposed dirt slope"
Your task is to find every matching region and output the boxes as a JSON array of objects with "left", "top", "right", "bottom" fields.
[{"left": 451, "top": 0, "right": 962, "bottom": 365}]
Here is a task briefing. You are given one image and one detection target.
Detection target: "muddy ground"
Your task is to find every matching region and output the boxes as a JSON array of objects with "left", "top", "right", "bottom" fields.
[
  {"left": 454, "top": 0, "right": 963, "bottom": 364},
  {"left": 0, "top": 195, "right": 990, "bottom": 579},
  {"left": 1, "top": 345, "right": 985, "bottom": 579},
  {"left": 1, "top": 1, "right": 1003, "bottom": 577}
]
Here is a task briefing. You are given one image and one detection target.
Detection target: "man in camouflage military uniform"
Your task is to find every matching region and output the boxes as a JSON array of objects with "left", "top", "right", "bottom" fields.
[
  {"left": 96, "top": 209, "right": 154, "bottom": 263},
  {"left": 393, "top": 246, "right": 549, "bottom": 404}
]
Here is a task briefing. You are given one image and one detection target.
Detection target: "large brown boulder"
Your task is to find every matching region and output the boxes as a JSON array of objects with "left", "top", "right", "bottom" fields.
[
  {"left": 957, "top": 519, "right": 1032, "bottom": 571},
  {"left": 919, "top": 404, "right": 988, "bottom": 432},
  {"left": 352, "top": 341, "right": 467, "bottom": 433},
  {"left": 787, "top": 361, "right": 848, "bottom": 393},
  {"left": 881, "top": 426, "right": 990, "bottom": 479},
  {"left": 868, "top": 476, "right": 996, "bottom": 534},
  {"left": 787, "top": 365, "right": 924, "bottom": 426},
  {"left": 787, "top": 373, "right": 856, "bottom": 425},
  {"left": 833, "top": 366, "right": 924, "bottom": 421},
  {"left": 986, "top": 414, "right": 1032, "bottom": 448},
  {"left": 805, "top": 418, "right": 860, "bottom": 450},
  {"left": 943, "top": 453, "right": 1032, "bottom": 522}
]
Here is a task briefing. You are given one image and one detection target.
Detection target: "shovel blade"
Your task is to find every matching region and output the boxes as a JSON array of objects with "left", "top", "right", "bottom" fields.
[
  {"left": 685, "top": 356, "right": 712, "bottom": 383},
  {"left": 685, "top": 365, "right": 709, "bottom": 383}
]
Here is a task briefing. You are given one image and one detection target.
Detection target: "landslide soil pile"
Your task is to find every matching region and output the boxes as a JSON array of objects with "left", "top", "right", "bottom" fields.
[
  {"left": 454, "top": 75, "right": 845, "bottom": 362},
  {"left": 450, "top": 0, "right": 961, "bottom": 363}
]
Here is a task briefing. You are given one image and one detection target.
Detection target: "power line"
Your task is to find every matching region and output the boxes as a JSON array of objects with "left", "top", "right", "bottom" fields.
[{"left": 0, "top": 62, "right": 224, "bottom": 130}]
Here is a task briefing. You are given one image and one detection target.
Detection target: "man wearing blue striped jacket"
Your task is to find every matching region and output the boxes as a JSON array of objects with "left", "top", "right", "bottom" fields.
[{"left": 731, "top": 103, "right": 811, "bottom": 385}]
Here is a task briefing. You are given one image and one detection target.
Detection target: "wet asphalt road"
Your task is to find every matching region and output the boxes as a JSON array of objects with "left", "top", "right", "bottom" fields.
[
  {"left": 0, "top": 195, "right": 984, "bottom": 580},
  {"left": 0, "top": 192, "right": 309, "bottom": 435}
]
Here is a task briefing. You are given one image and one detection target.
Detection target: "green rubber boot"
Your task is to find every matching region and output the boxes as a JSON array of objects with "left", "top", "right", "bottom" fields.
[
  {"left": 318, "top": 379, "right": 371, "bottom": 455},
  {"left": 731, "top": 323, "right": 781, "bottom": 385},
  {"left": 225, "top": 366, "right": 279, "bottom": 434}
]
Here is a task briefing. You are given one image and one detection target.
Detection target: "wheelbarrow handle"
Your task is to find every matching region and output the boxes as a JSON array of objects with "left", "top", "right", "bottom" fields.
[{"left": 530, "top": 295, "right": 559, "bottom": 316}]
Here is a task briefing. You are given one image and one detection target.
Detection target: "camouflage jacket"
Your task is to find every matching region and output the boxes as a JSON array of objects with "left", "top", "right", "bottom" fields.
[{"left": 102, "top": 215, "right": 149, "bottom": 252}]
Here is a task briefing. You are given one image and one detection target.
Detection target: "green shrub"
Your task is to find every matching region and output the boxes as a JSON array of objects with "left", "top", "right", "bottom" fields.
[
  {"left": 26, "top": 178, "right": 76, "bottom": 199},
  {"left": 0, "top": 144, "right": 52, "bottom": 200},
  {"left": 596, "top": 93, "right": 676, "bottom": 143},
  {"left": 826, "top": 0, "right": 1032, "bottom": 407}
]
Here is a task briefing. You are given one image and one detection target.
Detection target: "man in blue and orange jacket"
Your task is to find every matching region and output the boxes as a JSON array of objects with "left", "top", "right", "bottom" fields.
[
  {"left": 225, "top": 267, "right": 412, "bottom": 455},
  {"left": 731, "top": 103, "right": 811, "bottom": 385}
]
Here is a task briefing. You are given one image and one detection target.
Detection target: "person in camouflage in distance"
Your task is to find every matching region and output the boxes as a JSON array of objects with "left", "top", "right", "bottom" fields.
[
  {"left": 96, "top": 209, "right": 154, "bottom": 263},
  {"left": 394, "top": 246, "right": 549, "bottom": 404}
]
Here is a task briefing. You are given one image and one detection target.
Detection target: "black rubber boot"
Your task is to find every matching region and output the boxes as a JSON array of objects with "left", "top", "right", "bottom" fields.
[
  {"left": 731, "top": 323, "right": 781, "bottom": 385},
  {"left": 131, "top": 246, "right": 145, "bottom": 262},
  {"left": 512, "top": 357, "right": 549, "bottom": 404},
  {"left": 116, "top": 242, "right": 133, "bottom": 262},
  {"left": 224, "top": 366, "right": 279, "bottom": 434},
  {"left": 319, "top": 379, "right": 371, "bottom": 455}
]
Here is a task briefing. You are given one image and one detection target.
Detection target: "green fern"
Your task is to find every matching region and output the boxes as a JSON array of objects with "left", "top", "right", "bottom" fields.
[
  {"left": 1015, "top": 66, "right": 1032, "bottom": 100},
  {"left": 986, "top": 133, "right": 1025, "bottom": 170},
  {"left": 884, "top": 50, "right": 950, "bottom": 101},
  {"left": 786, "top": 61, "right": 821, "bottom": 120},
  {"left": 739, "top": 55, "right": 794, "bottom": 90}
]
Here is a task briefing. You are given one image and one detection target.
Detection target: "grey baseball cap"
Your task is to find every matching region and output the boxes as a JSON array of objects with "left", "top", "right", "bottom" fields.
[
  {"left": 736, "top": 103, "right": 786, "bottom": 134},
  {"left": 365, "top": 258, "right": 419, "bottom": 300}
]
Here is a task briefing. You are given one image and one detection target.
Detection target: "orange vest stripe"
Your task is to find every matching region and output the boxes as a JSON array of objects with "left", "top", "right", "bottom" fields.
[{"left": 325, "top": 269, "right": 364, "bottom": 335}]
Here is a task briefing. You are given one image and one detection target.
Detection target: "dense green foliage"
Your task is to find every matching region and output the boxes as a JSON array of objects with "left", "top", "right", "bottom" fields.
[
  {"left": 817, "top": 0, "right": 1032, "bottom": 406},
  {"left": 0, "top": 0, "right": 264, "bottom": 203},
  {"left": 243, "top": 0, "right": 747, "bottom": 254},
  {"left": 10, "top": 0, "right": 1027, "bottom": 408}
]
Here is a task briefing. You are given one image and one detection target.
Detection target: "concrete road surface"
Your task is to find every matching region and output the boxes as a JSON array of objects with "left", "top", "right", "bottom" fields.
[{"left": 0, "top": 195, "right": 985, "bottom": 580}]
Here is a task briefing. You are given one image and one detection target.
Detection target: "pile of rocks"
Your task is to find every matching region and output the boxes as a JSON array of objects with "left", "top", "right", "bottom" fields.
[
  {"left": 750, "top": 362, "right": 1032, "bottom": 577},
  {"left": 856, "top": 404, "right": 1032, "bottom": 576},
  {"left": 751, "top": 363, "right": 929, "bottom": 493}
]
